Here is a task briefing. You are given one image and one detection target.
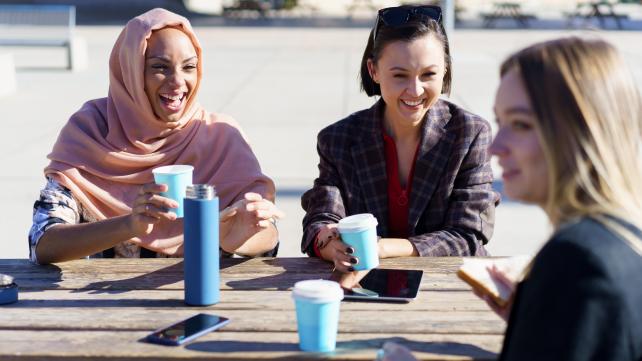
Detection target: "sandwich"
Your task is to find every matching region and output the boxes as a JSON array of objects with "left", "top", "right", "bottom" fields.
[{"left": 457, "top": 255, "right": 531, "bottom": 307}]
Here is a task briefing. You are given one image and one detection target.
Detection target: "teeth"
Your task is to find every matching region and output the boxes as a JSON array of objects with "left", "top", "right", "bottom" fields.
[
  {"left": 160, "top": 93, "right": 183, "bottom": 101},
  {"left": 402, "top": 99, "right": 423, "bottom": 106}
]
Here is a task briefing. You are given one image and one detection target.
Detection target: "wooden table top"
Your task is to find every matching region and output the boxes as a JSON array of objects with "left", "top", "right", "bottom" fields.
[{"left": 0, "top": 257, "right": 504, "bottom": 360}]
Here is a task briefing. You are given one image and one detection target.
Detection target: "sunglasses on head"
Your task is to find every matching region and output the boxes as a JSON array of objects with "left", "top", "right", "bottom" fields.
[{"left": 373, "top": 5, "right": 443, "bottom": 43}]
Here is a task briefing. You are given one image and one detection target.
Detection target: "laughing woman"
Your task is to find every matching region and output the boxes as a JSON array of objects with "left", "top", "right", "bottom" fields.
[
  {"left": 302, "top": 5, "right": 499, "bottom": 272},
  {"left": 29, "top": 8, "right": 283, "bottom": 264}
]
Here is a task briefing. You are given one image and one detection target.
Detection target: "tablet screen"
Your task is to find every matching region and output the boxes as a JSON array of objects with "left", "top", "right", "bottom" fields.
[{"left": 343, "top": 268, "right": 423, "bottom": 302}]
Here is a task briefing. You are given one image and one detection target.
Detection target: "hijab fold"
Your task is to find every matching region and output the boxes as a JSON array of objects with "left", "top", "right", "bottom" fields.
[{"left": 44, "top": 8, "right": 274, "bottom": 255}]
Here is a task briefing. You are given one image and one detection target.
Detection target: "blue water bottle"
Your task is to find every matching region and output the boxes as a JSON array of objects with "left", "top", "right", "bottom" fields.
[{"left": 183, "top": 184, "right": 219, "bottom": 306}]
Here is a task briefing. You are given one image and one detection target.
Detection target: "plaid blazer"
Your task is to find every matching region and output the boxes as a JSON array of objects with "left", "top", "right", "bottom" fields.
[{"left": 301, "top": 99, "right": 499, "bottom": 256}]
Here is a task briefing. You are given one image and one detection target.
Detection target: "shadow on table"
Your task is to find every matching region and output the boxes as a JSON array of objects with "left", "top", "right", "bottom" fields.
[
  {"left": 15, "top": 263, "right": 63, "bottom": 292},
  {"left": 186, "top": 336, "right": 496, "bottom": 359},
  {"left": 10, "top": 298, "right": 188, "bottom": 308},
  {"left": 187, "top": 340, "right": 299, "bottom": 353},
  {"left": 225, "top": 258, "right": 333, "bottom": 291},
  {"left": 338, "top": 337, "right": 497, "bottom": 359},
  {"left": 70, "top": 258, "right": 249, "bottom": 295},
  {"left": 13, "top": 259, "right": 256, "bottom": 307},
  {"left": 69, "top": 261, "right": 185, "bottom": 295}
]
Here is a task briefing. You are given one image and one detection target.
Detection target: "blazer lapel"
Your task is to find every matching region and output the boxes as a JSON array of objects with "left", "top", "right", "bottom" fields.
[
  {"left": 351, "top": 102, "right": 389, "bottom": 236},
  {"left": 408, "top": 100, "right": 456, "bottom": 231}
]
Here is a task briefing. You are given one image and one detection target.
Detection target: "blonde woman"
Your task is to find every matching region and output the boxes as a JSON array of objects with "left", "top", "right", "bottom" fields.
[{"left": 482, "top": 37, "right": 642, "bottom": 360}]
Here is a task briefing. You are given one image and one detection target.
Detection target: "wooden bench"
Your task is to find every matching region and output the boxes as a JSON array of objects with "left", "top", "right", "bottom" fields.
[
  {"left": 0, "top": 4, "right": 76, "bottom": 70},
  {"left": 222, "top": 0, "right": 310, "bottom": 19},
  {"left": 223, "top": 0, "right": 272, "bottom": 18},
  {"left": 566, "top": 1, "right": 629, "bottom": 29},
  {"left": 482, "top": 2, "right": 536, "bottom": 28}
]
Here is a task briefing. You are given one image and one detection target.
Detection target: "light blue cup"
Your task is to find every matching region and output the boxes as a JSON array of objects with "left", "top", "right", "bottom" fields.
[
  {"left": 292, "top": 280, "right": 343, "bottom": 352},
  {"left": 152, "top": 165, "right": 193, "bottom": 218},
  {"left": 338, "top": 213, "right": 379, "bottom": 271}
]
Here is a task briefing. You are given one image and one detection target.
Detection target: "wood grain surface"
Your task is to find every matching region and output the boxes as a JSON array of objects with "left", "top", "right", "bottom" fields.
[{"left": 0, "top": 258, "right": 504, "bottom": 360}]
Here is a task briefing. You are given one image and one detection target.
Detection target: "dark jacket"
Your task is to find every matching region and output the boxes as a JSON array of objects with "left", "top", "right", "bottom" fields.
[
  {"left": 301, "top": 99, "right": 499, "bottom": 256},
  {"left": 501, "top": 217, "right": 642, "bottom": 361}
]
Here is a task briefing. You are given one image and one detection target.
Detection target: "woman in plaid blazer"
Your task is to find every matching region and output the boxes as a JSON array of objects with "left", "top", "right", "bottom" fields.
[{"left": 301, "top": 5, "right": 499, "bottom": 272}]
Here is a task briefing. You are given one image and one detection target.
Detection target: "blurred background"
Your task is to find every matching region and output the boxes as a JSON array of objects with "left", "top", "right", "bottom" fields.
[{"left": 1, "top": 0, "right": 641, "bottom": 259}]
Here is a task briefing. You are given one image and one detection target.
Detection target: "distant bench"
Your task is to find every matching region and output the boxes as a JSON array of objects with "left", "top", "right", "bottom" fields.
[
  {"left": 223, "top": 0, "right": 272, "bottom": 18},
  {"left": 482, "top": 2, "right": 536, "bottom": 28},
  {"left": 565, "top": 1, "right": 629, "bottom": 30},
  {"left": 222, "top": 0, "right": 304, "bottom": 18},
  {"left": 0, "top": 4, "right": 76, "bottom": 70}
]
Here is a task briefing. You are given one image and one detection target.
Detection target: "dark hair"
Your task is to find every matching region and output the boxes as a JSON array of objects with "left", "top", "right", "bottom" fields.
[{"left": 359, "top": 16, "right": 451, "bottom": 96}]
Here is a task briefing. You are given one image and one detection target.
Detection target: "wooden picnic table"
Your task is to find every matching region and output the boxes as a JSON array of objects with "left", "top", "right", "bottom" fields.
[
  {"left": 567, "top": 1, "right": 628, "bottom": 29},
  {"left": 0, "top": 257, "right": 504, "bottom": 360},
  {"left": 482, "top": 2, "right": 535, "bottom": 28}
]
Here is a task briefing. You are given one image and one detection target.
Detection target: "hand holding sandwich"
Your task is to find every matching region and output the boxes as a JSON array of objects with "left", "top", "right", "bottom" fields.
[
  {"left": 457, "top": 256, "right": 529, "bottom": 322},
  {"left": 473, "top": 264, "right": 517, "bottom": 321}
]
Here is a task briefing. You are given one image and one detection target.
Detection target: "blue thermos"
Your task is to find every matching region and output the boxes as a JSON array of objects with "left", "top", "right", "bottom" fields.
[{"left": 183, "top": 184, "right": 219, "bottom": 306}]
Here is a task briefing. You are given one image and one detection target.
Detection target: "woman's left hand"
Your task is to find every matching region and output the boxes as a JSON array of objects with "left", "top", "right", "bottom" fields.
[
  {"left": 329, "top": 268, "right": 369, "bottom": 290},
  {"left": 219, "top": 192, "right": 285, "bottom": 253},
  {"left": 376, "top": 341, "right": 418, "bottom": 361},
  {"left": 473, "top": 264, "right": 516, "bottom": 322}
]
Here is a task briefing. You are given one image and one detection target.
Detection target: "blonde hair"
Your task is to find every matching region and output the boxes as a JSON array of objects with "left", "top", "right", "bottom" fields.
[{"left": 500, "top": 37, "right": 642, "bottom": 254}]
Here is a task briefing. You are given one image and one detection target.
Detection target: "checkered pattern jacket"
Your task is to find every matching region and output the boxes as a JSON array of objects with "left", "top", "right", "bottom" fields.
[{"left": 301, "top": 99, "right": 499, "bottom": 256}]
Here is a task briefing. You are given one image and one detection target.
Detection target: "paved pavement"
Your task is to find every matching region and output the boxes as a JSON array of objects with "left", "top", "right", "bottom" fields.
[{"left": 1, "top": 11, "right": 641, "bottom": 259}]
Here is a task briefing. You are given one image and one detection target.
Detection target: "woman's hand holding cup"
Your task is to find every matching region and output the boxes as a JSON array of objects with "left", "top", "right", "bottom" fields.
[
  {"left": 316, "top": 224, "right": 359, "bottom": 273},
  {"left": 129, "top": 183, "right": 178, "bottom": 236}
]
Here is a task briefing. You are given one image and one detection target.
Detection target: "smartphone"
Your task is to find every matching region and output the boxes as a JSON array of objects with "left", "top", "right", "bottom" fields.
[{"left": 145, "top": 313, "right": 230, "bottom": 346}]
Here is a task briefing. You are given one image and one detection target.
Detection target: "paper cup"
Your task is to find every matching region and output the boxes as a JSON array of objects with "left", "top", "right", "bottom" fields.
[
  {"left": 337, "top": 213, "right": 379, "bottom": 271},
  {"left": 292, "top": 280, "right": 343, "bottom": 352},
  {"left": 152, "top": 165, "right": 193, "bottom": 218}
]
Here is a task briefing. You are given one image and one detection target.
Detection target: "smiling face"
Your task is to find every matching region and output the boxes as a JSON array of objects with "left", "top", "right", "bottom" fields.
[
  {"left": 368, "top": 34, "right": 445, "bottom": 127},
  {"left": 144, "top": 27, "right": 198, "bottom": 124},
  {"left": 490, "top": 67, "right": 548, "bottom": 206}
]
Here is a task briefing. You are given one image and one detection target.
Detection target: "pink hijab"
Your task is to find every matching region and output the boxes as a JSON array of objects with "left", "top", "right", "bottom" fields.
[{"left": 44, "top": 8, "right": 274, "bottom": 255}]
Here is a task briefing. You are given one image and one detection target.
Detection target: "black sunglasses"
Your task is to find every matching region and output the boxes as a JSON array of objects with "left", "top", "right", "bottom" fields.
[{"left": 373, "top": 5, "right": 443, "bottom": 43}]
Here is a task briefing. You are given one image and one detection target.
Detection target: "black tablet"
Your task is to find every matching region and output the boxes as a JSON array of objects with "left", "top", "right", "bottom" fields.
[{"left": 343, "top": 268, "right": 423, "bottom": 303}]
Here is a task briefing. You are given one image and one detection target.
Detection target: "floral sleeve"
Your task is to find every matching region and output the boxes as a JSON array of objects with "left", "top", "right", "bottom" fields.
[
  {"left": 28, "top": 177, "right": 82, "bottom": 264},
  {"left": 27, "top": 178, "right": 239, "bottom": 261}
]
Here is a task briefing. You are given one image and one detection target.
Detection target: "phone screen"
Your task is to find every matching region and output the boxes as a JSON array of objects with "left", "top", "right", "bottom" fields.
[
  {"left": 344, "top": 268, "right": 423, "bottom": 302},
  {"left": 147, "top": 313, "right": 229, "bottom": 345}
]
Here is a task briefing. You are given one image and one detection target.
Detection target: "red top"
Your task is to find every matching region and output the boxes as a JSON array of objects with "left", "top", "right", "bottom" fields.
[
  {"left": 312, "top": 130, "right": 419, "bottom": 257},
  {"left": 382, "top": 131, "right": 420, "bottom": 239}
]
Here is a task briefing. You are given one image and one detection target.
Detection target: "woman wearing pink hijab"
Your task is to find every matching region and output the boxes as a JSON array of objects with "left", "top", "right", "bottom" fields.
[{"left": 28, "top": 8, "right": 283, "bottom": 264}]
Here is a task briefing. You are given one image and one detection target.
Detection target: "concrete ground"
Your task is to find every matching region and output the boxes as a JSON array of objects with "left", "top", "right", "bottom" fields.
[{"left": 1, "top": 16, "right": 641, "bottom": 259}]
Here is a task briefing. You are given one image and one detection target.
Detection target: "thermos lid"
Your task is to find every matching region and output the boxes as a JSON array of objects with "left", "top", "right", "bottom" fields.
[
  {"left": 186, "top": 184, "right": 216, "bottom": 200},
  {"left": 0, "top": 274, "right": 13, "bottom": 286}
]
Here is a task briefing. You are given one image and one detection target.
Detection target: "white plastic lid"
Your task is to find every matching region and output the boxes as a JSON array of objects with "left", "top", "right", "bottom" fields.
[
  {"left": 337, "top": 213, "right": 378, "bottom": 233},
  {"left": 152, "top": 165, "right": 194, "bottom": 175},
  {"left": 292, "top": 279, "right": 344, "bottom": 303},
  {"left": 0, "top": 273, "right": 14, "bottom": 286}
]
